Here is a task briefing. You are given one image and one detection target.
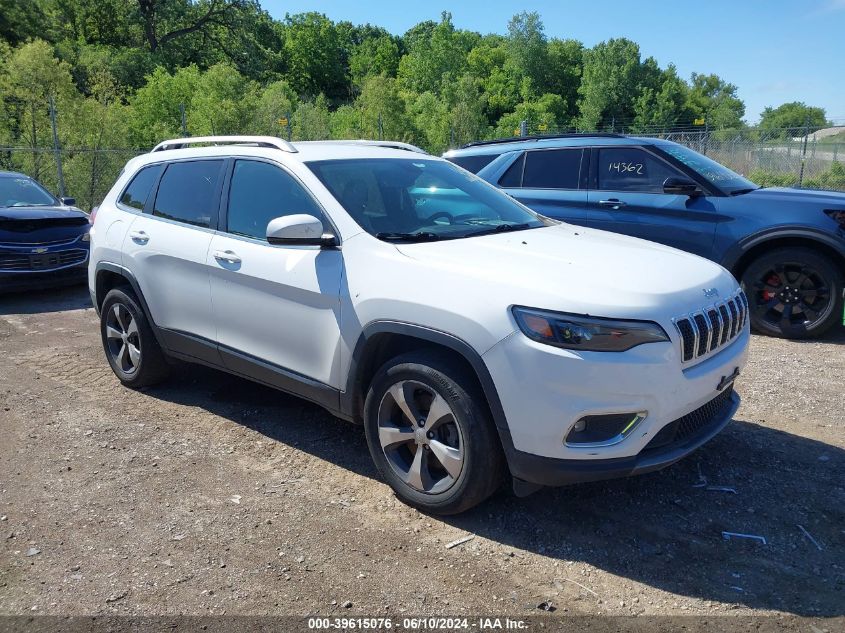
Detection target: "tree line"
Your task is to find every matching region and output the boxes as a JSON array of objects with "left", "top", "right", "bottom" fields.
[{"left": 0, "top": 0, "right": 832, "bottom": 161}]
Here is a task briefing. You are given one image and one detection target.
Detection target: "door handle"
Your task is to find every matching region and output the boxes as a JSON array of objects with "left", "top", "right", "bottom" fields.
[
  {"left": 213, "top": 250, "right": 241, "bottom": 265},
  {"left": 598, "top": 199, "right": 627, "bottom": 209},
  {"left": 129, "top": 230, "right": 149, "bottom": 244}
]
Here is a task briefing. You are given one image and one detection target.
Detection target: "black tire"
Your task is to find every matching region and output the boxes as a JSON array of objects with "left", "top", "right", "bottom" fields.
[
  {"left": 740, "top": 247, "right": 843, "bottom": 339},
  {"left": 100, "top": 287, "right": 170, "bottom": 388},
  {"left": 363, "top": 350, "right": 505, "bottom": 515}
]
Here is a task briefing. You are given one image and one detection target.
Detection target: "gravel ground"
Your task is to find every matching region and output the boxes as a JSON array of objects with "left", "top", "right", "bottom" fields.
[{"left": 0, "top": 286, "right": 842, "bottom": 624}]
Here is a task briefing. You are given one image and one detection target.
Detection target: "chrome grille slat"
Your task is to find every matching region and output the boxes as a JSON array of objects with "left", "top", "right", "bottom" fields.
[{"left": 673, "top": 291, "right": 746, "bottom": 364}]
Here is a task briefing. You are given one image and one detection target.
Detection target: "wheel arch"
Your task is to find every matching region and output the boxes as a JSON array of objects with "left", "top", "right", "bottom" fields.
[
  {"left": 343, "top": 322, "right": 517, "bottom": 468},
  {"left": 94, "top": 262, "right": 165, "bottom": 346},
  {"left": 723, "top": 229, "right": 845, "bottom": 280}
]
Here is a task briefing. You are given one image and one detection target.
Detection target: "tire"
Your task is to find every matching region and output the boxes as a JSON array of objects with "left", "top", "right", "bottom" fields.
[
  {"left": 100, "top": 287, "right": 170, "bottom": 388},
  {"left": 363, "top": 350, "right": 505, "bottom": 515},
  {"left": 740, "top": 247, "right": 843, "bottom": 339}
]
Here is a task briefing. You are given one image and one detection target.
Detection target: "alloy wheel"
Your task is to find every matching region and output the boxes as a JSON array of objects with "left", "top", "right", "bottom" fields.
[
  {"left": 751, "top": 262, "right": 832, "bottom": 331},
  {"left": 105, "top": 303, "right": 141, "bottom": 375},
  {"left": 376, "top": 380, "right": 464, "bottom": 494}
]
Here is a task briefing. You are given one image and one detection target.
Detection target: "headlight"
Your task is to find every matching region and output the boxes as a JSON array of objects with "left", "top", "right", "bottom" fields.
[
  {"left": 512, "top": 306, "right": 669, "bottom": 352},
  {"left": 80, "top": 232, "right": 91, "bottom": 242}
]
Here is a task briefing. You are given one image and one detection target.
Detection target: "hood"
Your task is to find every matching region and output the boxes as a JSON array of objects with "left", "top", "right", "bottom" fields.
[
  {"left": 742, "top": 187, "right": 845, "bottom": 206},
  {"left": 0, "top": 205, "right": 88, "bottom": 222},
  {"left": 0, "top": 206, "right": 90, "bottom": 244},
  {"left": 394, "top": 224, "right": 738, "bottom": 321}
]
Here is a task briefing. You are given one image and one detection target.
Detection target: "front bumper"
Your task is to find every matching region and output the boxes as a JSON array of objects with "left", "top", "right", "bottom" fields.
[
  {"left": 505, "top": 388, "right": 739, "bottom": 487},
  {"left": 482, "top": 318, "right": 749, "bottom": 485},
  {"left": 0, "top": 245, "right": 89, "bottom": 293}
]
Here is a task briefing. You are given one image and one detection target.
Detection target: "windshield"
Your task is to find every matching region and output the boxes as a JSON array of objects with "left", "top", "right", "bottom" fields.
[
  {"left": 0, "top": 176, "right": 58, "bottom": 207},
  {"left": 659, "top": 144, "right": 758, "bottom": 194},
  {"left": 307, "top": 158, "right": 548, "bottom": 240}
]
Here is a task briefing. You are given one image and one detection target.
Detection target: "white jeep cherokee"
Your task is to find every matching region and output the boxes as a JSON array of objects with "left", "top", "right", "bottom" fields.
[{"left": 89, "top": 136, "right": 749, "bottom": 514}]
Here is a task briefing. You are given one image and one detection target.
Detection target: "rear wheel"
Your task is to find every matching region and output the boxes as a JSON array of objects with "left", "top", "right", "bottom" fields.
[
  {"left": 363, "top": 350, "right": 504, "bottom": 515},
  {"left": 740, "top": 247, "right": 843, "bottom": 339},
  {"left": 100, "top": 287, "right": 169, "bottom": 387}
]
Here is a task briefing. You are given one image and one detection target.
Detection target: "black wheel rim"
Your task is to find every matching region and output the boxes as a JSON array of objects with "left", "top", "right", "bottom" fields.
[
  {"left": 750, "top": 261, "right": 832, "bottom": 331},
  {"left": 105, "top": 303, "right": 141, "bottom": 375}
]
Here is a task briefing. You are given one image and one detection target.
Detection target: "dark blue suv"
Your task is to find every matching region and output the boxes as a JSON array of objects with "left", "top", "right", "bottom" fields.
[
  {"left": 445, "top": 134, "right": 845, "bottom": 339},
  {"left": 0, "top": 171, "right": 90, "bottom": 293}
]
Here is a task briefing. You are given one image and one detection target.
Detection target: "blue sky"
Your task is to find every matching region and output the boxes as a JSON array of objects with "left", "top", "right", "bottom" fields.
[{"left": 262, "top": 0, "right": 845, "bottom": 123}]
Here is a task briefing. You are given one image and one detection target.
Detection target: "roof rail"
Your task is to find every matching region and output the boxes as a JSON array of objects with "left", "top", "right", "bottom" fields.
[
  {"left": 151, "top": 135, "right": 298, "bottom": 153},
  {"left": 458, "top": 132, "right": 626, "bottom": 149},
  {"left": 295, "top": 139, "right": 428, "bottom": 154}
]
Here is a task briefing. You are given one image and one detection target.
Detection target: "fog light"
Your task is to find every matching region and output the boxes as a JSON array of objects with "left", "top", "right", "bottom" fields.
[{"left": 565, "top": 412, "right": 647, "bottom": 447}]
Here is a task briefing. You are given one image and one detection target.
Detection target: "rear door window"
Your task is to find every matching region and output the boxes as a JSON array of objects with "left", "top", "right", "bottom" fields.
[
  {"left": 596, "top": 147, "right": 682, "bottom": 193},
  {"left": 152, "top": 160, "right": 224, "bottom": 228},
  {"left": 119, "top": 164, "right": 162, "bottom": 211},
  {"left": 522, "top": 149, "right": 582, "bottom": 189}
]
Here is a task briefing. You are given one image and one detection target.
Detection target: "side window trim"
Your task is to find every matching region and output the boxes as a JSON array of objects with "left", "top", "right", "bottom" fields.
[
  {"left": 219, "top": 157, "right": 340, "bottom": 244},
  {"left": 497, "top": 151, "right": 525, "bottom": 188},
  {"left": 591, "top": 145, "right": 686, "bottom": 194},
  {"left": 519, "top": 147, "right": 584, "bottom": 191},
  {"left": 147, "top": 157, "right": 226, "bottom": 230}
]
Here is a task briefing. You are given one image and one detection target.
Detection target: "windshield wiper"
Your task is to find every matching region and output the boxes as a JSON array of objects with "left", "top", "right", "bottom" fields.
[
  {"left": 729, "top": 187, "right": 758, "bottom": 196},
  {"left": 375, "top": 231, "right": 441, "bottom": 242},
  {"left": 465, "top": 222, "right": 533, "bottom": 237}
]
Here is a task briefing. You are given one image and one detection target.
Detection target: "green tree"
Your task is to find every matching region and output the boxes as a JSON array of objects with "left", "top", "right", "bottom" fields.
[
  {"left": 545, "top": 38, "right": 583, "bottom": 121},
  {"left": 128, "top": 64, "right": 200, "bottom": 147},
  {"left": 577, "top": 38, "right": 645, "bottom": 130},
  {"left": 506, "top": 11, "right": 547, "bottom": 95},
  {"left": 356, "top": 75, "right": 412, "bottom": 141},
  {"left": 688, "top": 73, "right": 745, "bottom": 130},
  {"left": 293, "top": 93, "right": 331, "bottom": 140},
  {"left": 0, "top": 0, "right": 49, "bottom": 46},
  {"left": 0, "top": 40, "right": 77, "bottom": 182},
  {"left": 759, "top": 102, "right": 828, "bottom": 135},
  {"left": 190, "top": 63, "right": 258, "bottom": 135},
  {"left": 398, "top": 12, "right": 468, "bottom": 94},
  {"left": 349, "top": 35, "right": 400, "bottom": 88},
  {"left": 283, "top": 12, "right": 348, "bottom": 100},
  {"left": 632, "top": 65, "right": 694, "bottom": 131},
  {"left": 494, "top": 93, "right": 564, "bottom": 137},
  {"left": 253, "top": 80, "right": 298, "bottom": 136},
  {"left": 443, "top": 74, "right": 488, "bottom": 148}
]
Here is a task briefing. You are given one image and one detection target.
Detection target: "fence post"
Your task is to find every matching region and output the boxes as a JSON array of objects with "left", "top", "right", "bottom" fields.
[
  {"left": 702, "top": 121, "right": 709, "bottom": 156},
  {"left": 377, "top": 113, "right": 383, "bottom": 141},
  {"left": 48, "top": 96, "right": 66, "bottom": 198},
  {"left": 519, "top": 120, "right": 528, "bottom": 137},
  {"left": 179, "top": 103, "right": 188, "bottom": 137},
  {"left": 285, "top": 111, "right": 292, "bottom": 141},
  {"left": 798, "top": 118, "right": 809, "bottom": 188}
]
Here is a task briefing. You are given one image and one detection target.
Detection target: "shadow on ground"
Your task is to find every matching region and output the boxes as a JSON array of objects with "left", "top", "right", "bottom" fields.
[
  {"left": 145, "top": 365, "right": 844, "bottom": 617},
  {"left": 0, "top": 284, "right": 91, "bottom": 315}
]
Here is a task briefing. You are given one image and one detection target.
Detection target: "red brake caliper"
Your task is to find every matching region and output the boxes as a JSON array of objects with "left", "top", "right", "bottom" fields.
[{"left": 762, "top": 274, "right": 780, "bottom": 300}]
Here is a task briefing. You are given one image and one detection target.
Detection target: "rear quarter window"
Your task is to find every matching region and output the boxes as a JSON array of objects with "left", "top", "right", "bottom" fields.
[{"left": 119, "top": 164, "right": 162, "bottom": 211}]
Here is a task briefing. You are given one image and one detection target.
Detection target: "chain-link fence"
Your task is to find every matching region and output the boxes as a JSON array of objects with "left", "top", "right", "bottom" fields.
[{"left": 2, "top": 121, "right": 843, "bottom": 212}]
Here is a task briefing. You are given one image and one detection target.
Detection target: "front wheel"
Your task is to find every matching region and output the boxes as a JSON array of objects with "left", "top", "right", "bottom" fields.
[
  {"left": 741, "top": 247, "right": 843, "bottom": 339},
  {"left": 363, "top": 351, "right": 504, "bottom": 515}
]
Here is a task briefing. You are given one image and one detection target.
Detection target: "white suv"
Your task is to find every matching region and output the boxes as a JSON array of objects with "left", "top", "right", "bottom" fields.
[{"left": 89, "top": 136, "right": 750, "bottom": 514}]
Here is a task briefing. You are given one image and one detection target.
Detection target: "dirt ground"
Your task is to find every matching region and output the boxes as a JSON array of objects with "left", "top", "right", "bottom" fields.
[{"left": 0, "top": 286, "right": 843, "bottom": 625}]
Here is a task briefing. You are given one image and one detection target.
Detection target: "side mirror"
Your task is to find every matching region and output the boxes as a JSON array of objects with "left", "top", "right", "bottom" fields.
[
  {"left": 266, "top": 214, "right": 337, "bottom": 248},
  {"left": 663, "top": 177, "right": 701, "bottom": 197},
  {"left": 60, "top": 196, "right": 76, "bottom": 206}
]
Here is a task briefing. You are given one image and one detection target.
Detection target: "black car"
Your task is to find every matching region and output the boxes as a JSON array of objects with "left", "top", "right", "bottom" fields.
[{"left": 0, "top": 171, "right": 90, "bottom": 293}]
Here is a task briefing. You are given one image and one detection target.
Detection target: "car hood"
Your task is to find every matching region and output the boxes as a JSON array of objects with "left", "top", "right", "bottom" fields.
[
  {"left": 0, "top": 205, "right": 88, "bottom": 221},
  {"left": 393, "top": 224, "right": 739, "bottom": 321},
  {"left": 742, "top": 187, "right": 845, "bottom": 206}
]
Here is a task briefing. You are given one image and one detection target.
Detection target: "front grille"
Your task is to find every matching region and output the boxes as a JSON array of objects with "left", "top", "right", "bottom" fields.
[
  {"left": 673, "top": 290, "right": 747, "bottom": 363},
  {"left": 643, "top": 387, "right": 735, "bottom": 452},
  {"left": 0, "top": 248, "right": 87, "bottom": 272}
]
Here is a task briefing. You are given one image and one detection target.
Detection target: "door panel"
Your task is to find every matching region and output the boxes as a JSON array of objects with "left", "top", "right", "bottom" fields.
[
  {"left": 504, "top": 148, "right": 588, "bottom": 225},
  {"left": 208, "top": 234, "right": 343, "bottom": 387},
  {"left": 121, "top": 159, "right": 224, "bottom": 346},
  {"left": 586, "top": 147, "right": 720, "bottom": 259},
  {"left": 209, "top": 159, "right": 343, "bottom": 388}
]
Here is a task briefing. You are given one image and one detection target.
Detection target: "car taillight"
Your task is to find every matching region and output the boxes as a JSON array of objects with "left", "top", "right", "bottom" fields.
[{"left": 89, "top": 205, "right": 99, "bottom": 225}]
